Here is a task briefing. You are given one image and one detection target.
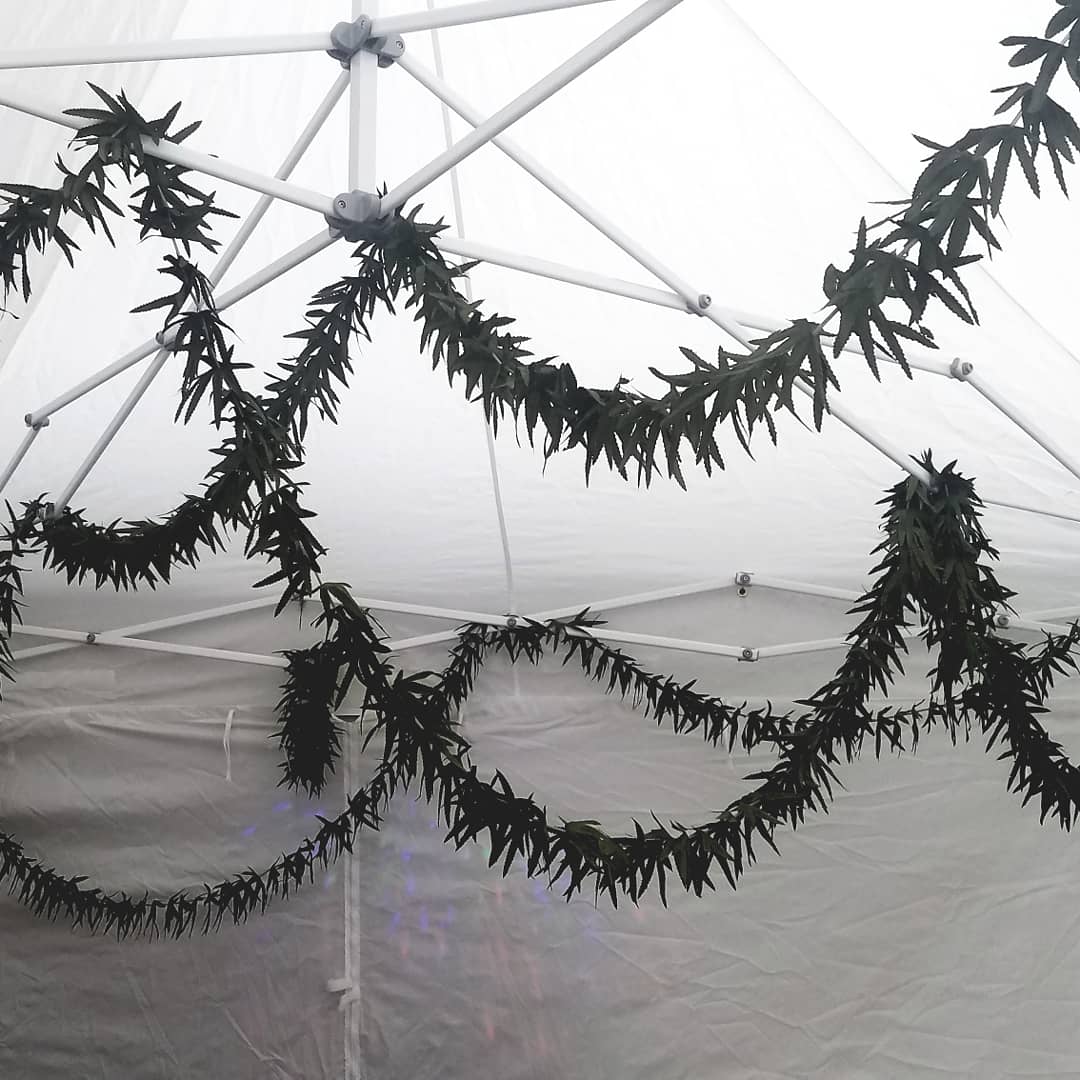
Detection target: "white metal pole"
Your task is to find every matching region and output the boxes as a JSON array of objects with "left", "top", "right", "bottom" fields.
[
  {"left": 349, "top": 596, "right": 508, "bottom": 623},
  {"left": 435, "top": 235, "right": 956, "bottom": 377},
  {"left": 754, "top": 628, "right": 923, "bottom": 661},
  {"left": 25, "top": 230, "right": 338, "bottom": 428},
  {"left": 10, "top": 596, "right": 282, "bottom": 663},
  {"left": 398, "top": 56, "right": 933, "bottom": 486},
  {"left": 44, "top": 74, "right": 349, "bottom": 513},
  {"left": 214, "top": 70, "right": 350, "bottom": 287},
  {"left": 381, "top": 0, "right": 683, "bottom": 213},
  {"left": 49, "top": 347, "right": 174, "bottom": 513},
  {"left": 0, "top": 34, "right": 334, "bottom": 70},
  {"left": 531, "top": 579, "right": 735, "bottom": 622},
  {"left": 0, "top": 90, "right": 336, "bottom": 216},
  {"left": 14, "top": 624, "right": 287, "bottom": 668},
  {"left": 962, "top": 366, "right": 1080, "bottom": 484},
  {"left": 0, "top": 2, "right": 617, "bottom": 71},
  {"left": 384, "top": 0, "right": 615, "bottom": 33},
  {"left": 349, "top": 0, "right": 380, "bottom": 191},
  {"left": 428, "top": 0, "right": 518, "bottom": 615},
  {"left": 983, "top": 498, "right": 1080, "bottom": 526},
  {"left": 993, "top": 614, "right": 1073, "bottom": 637},
  {"left": 0, "top": 426, "right": 42, "bottom": 495},
  {"left": 737, "top": 573, "right": 862, "bottom": 603},
  {"left": 47, "top": 231, "right": 339, "bottom": 511}
]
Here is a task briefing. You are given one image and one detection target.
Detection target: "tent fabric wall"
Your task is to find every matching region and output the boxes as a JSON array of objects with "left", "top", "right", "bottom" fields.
[{"left": 2, "top": 1, "right": 1080, "bottom": 1077}]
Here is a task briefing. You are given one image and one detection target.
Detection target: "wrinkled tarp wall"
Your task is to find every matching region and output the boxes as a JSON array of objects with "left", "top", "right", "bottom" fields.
[{"left": 2, "top": 1, "right": 1080, "bottom": 1077}]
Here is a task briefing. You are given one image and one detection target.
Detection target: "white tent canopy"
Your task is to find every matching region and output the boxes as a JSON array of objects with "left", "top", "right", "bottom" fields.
[{"left": 2, "top": 2, "right": 1080, "bottom": 1076}]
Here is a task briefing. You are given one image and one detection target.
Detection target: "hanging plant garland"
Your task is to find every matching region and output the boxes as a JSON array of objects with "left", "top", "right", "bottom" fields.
[
  {"left": 3, "top": 457, "right": 1080, "bottom": 937},
  {"left": 1, "top": 1, "right": 1080, "bottom": 936}
]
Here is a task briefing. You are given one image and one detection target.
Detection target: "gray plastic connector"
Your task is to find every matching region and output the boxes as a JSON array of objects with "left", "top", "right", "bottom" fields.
[
  {"left": 23, "top": 414, "right": 49, "bottom": 429},
  {"left": 325, "top": 190, "right": 393, "bottom": 243},
  {"left": 327, "top": 16, "right": 406, "bottom": 68}
]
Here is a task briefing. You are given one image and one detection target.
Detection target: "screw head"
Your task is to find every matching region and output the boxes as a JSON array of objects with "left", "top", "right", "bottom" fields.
[
  {"left": 697, "top": 293, "right": 712, "bottom": 310},
  {"left": 86, "top": 632, "right": 97, "bottom": 644},
  {"left": 506, "top": 615, "right": 518, "bottom": 628},
  {"left": 995, "top": 613, "right": 1010, "bottom": 629},
  {"left": 337, "top": 198, "right": 348, "bottom": 209},
  {"left": 735, "top": 572, "right": 752, "bottom": 587},
  {"left": 740, "top": 647, "right": 755, "bottom": 661}
]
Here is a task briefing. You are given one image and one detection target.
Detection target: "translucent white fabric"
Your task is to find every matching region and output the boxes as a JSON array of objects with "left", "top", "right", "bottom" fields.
[{"left": 2, "top": 1, "right": 1080, "bottom": 1076}]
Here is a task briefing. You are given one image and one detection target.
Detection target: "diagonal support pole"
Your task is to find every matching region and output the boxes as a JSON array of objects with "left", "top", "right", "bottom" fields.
[
  {"left": 10, "top": 596, "right": 281, "bottom": 662},
  {"left": 434, "top": 234, "right": 956, "bottom": 377},
  {"left": 0, "top": 0, "right": 618, "bottom": 71},
  {"left": 22, "top": 231, "right": 338, "bottom": 431},
  {"left": 381, "top": 0, "right": 684, "bottom": 214},
  {"left": 40, "top": 75, "right": 350, "bottom": 513},
  {"left": 428, "top": 0, "right": 518, "bottom": 615}
]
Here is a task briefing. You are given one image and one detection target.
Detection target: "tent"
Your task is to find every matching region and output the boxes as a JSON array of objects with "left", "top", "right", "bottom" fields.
[{"left": 2, "top": 1, "right": 1080, "bottom": 1076}]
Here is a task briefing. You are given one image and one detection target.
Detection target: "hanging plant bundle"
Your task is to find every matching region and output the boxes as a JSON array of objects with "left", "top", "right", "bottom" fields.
[{"left": 2, "top": 1, "right": 1080, "bottom": 938}]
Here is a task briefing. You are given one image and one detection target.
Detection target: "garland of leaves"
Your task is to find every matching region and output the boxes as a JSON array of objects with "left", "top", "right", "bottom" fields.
[
  {"left": 3, "top": 457, "right": 1080, "bottom": 936},
  {"left": 1, "top": 2, "right": 1080, "bottom": 934}
]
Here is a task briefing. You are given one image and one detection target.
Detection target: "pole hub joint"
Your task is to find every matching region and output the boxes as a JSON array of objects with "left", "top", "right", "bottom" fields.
[{"left": 327, "top": 16, "right": 406, "bottom": 69}]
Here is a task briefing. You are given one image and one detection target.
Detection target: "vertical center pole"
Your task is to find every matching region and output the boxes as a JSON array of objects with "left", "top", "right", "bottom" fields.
[
  {"left": 345, "top": 7, "right": 377, "bottom": 1079},
  {"left": 427, "top": 0, "right": 517, "bottom": 616},
  {"left": 348, "top": 0, "right": 379, "bottom": 189}
]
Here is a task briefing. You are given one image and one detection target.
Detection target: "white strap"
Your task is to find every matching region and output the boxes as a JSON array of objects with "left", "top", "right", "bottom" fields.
[{"left": 223, "top": 707, "right": 236, "bottom": 782}]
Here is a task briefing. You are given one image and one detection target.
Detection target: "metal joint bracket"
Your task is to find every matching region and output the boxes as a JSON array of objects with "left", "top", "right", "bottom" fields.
[
  {"left": 738, "top": 647, "right": 759, "bottom": 662},
  {"left": 327, "top": 16, "right": 406, "bottom": 68},
  {"left": 22, "top": 414, "right": 49, "bottom": 430},
  {"left": 325, "top": 190, "right": 392, "bottom": 242},
  {"left": 685, "top": 292, "right": 712, "bottom": 316},
  {"left": 949, "top": 356, "right": 974, "bottom": 380},
  {"left": 995, "top": 612, "right": 1011, "bottom": 629}
]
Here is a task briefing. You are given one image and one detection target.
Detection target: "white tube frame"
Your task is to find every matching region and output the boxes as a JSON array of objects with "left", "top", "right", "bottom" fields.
[
  {"left": 0, "top": 89, "right": 336, "bottom": 217},
  {"left": 10, "top": 597, "right": 281, "bottom": 662},
  {"left": 14, "top": 623, "right": 286, "bottom": 668},
  {"left": 0, "top": 2, "right": 1076, "bottom": 674},
  {"left": 0, "top": 0, "right": 617, "bottom": 71},
  {"left": 46, "top": 74, "right": 350, "bottom": 513},
  {"left": 22, "top": 230, "right": 338, "bottom": 430},
  {"left": 381, "top": 0, "right": 684, "bottom": 214}
]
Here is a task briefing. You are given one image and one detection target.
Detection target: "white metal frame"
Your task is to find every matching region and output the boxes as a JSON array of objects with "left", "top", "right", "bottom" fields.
[
  {"left": 12, "top": 573, "right": 1073, "bottom": 671},
  {"left": 0, "top": 0, "right": 1077, "bottom": 670}
]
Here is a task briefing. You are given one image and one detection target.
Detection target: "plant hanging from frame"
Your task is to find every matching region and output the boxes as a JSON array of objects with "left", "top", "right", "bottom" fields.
[{"left": 1, "top": 1, "right": 1080, "bottom": 938}]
